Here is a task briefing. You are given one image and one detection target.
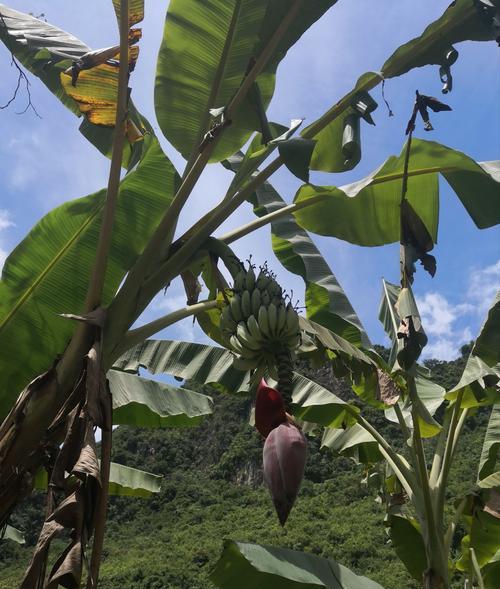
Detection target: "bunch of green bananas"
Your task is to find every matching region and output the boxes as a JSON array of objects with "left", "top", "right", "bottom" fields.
[{"left": 220, "top": 266, "right": 300, "bottom": 370}]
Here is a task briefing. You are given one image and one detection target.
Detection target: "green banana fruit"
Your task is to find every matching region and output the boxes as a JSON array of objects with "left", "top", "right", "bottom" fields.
[{"left": 241, "top": 290, "right": 252, "bottom": 318}]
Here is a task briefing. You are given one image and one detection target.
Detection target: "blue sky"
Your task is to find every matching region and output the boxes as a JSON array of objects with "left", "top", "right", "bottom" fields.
[{"left": 0, "top": 0, "right": 499, "bottom": 360}]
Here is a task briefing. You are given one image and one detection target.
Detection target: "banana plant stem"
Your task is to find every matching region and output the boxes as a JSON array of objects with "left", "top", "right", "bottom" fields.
[
  {"left": 106, "top": 1, "right": 305, "bottom": 353},
  {"left": 182, "top": 0, "right": 243, "bottom": 179},
  {"left": 408, "top": 375, "right": 448, "bottom": 584},
  {"left": 393, "top": 401, "right": 421, "bottom": 472},
  {"left": 87, "top": 389, "right": 113, "bottom": 589},
  {"left": 430, "top": 408, "right": 453, "bottom": 488},
  {"left": 435, "top": 391, "right": 465, "bottom": 520},
  {"left": 345, "top": 406, "right": 416, "bottom": 499},
  {"left": 84, "top": 1, "right": 129, "bottom": 313}
]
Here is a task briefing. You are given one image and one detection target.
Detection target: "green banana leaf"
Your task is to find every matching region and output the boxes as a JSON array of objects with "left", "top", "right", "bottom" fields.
[
  {"left": 0, "top": 136, "right": 180, "bottom": 420},
  {"left": 210, "top": 540, "right": 386, "bottom": 588},
  {"left": 387, "top": 515, "right": 427, "bottom": 582},
  {"left": 483, "top": 549, "right": 500, "bottom": 589},
  {"left": 34, "top": 461, "right": 161, "bottom": 498},
  {"left": 378, "top": 280, "right": 403, "bottom": 368},
  {"left": 458, "top": 509, "right": 500, "bottom": 574},
  {"left": 381, "top": 0, "right": 497, "bottom": 78},
  {"left": 0, "top": 524, "right": 25, "bottom": 544},
  {"left": 294, "top": 139, "right": 500, "bottom": 247},
  {"left": 446, "top": 293, "right": 500, "bottom": 409},
  {"left": 446, "top": 355, "right": 499, "bottom": 408},
  {"left": 321, "top": 424, "right": 382, "bottom": 465},
  {"left": 298, "top": 318, "right": 374, "bottom": 368},
  {"left": 107, "top": 462, "right": 162, "bottom": 498},
  {"left": 154, "top": 0, "right": 338, "bottom": 162},
  {"left": 108, "top": 369, "right": 213, "bottom": 427},
  {"left": 223, "top": 151, "right": 369, "bottom": 347},
  {"left": 385, "top": 374, "right": 445, "bottom": 439},
  {"left": 113, "top": 338, "right": 251, "bottom": 394},
  {"left": 0, "top": 4, "right": 146, "bottom": 166},
  {"left": 473, "top": 292, "right": 500, "bottom": 367},
  {"left": 306, "top": 72, "right": 381, "bottom": 173},
  {"left": 223, "top": 120, "right": 303, "bottom": 196},
  {"left": 114, "top": 339, "right": 357, "bottom": 428},
  {"left": 478, "top": 404, "right": 500, "bottom": 486},
  {"left": 291, "top": 372, "right": 358, "bottom": 429},
  {"left": 306, "top": 0, "right": 498, "bottom": 172}
]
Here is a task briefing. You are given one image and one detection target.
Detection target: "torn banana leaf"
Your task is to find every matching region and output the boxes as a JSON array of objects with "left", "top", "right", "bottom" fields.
[
  {"left": 294, "top": 139, "right": 500, "bottom": 247},
  {"left": 113, "top": 339, "right": 252, "bottom": 395},
  {"left": 306, "top": 0, "right": 498, "bottom": 172},
  {"left": 0, "top": 4, "right": 146, "bottom": 165}
]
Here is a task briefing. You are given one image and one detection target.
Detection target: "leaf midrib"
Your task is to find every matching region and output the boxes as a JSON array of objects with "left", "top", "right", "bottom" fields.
[{"left": 183, "top": 0, "right": 243, "bottom": 168}]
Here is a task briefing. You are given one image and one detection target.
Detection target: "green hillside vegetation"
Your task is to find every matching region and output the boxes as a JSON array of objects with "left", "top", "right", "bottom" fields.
[{"left": 0, "top": 347, "right": 488, "bottom": 589}]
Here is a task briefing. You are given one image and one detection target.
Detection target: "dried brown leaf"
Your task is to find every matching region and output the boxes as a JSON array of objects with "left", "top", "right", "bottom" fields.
[{"left": 376, "top": 369, "right": 401, "bottom": 406}]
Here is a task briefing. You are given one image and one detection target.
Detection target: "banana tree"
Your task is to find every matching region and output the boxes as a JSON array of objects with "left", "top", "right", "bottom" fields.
[{"left": 0, "top": 1, "right": 499, "bottom": 588}]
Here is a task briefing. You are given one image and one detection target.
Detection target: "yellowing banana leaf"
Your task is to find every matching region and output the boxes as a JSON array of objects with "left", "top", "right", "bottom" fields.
[
  {"left": 0, "top": 5, "right": 146, "bottom": 166},
  {"left": 211, "top": 540, "right": 386, "bottom": 589},
  {"left": 321, "top": 424, "right": 382, "bottom": 465},
  {"left": 0, "top": 137, "right": 180, "bottom": 420},
  {"left": 294, "top": 139, "right": 500, "bottom": 247},
  {"left": 108, "top": 369, "right": 213, "bottom": 427},
  {"left": 60, "top": 47, "right": 140, "bottom": 128},
  {"left": 223, "top": 151, "right": 369, "bottom": 347},
  {"left": 34, "top": 462, "right": 161, "bottom": 498},
  {"left": 306, "top": 0, "right": 498, "bottom": 173},
  {"left": 112, "top": 0, "right": 144, "bottom": 27},
  {"left": 155, "top": 0, "right": 339, "bottom": 162}
]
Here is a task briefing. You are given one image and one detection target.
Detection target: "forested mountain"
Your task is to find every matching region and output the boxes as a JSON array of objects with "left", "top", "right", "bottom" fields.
[{"left": 1, "top": 348, "right": 488, "bottom": 589}]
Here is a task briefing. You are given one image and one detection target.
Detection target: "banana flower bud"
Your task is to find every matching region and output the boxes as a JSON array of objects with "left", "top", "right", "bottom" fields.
[{"left": 256, "top": 380, "right": 307, "bottom": 525}]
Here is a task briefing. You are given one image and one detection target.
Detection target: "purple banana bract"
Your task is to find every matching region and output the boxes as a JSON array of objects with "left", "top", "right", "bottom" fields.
[{"left": 263, "top": 421, "right": 307, "bottom": 526}]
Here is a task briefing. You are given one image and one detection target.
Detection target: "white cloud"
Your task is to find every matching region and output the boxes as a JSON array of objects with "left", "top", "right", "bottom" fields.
[
  {"left": 0, "top": 210, "right": 15, "bottom": 273},
  {"left": 0, "top": 210, "right": 15, "bottom": 231},
  {"left": 417, "top": 292, "right": 473, "bottom": 338},
  {"left": 0, "top": 247, "right": 7, "bottom": 271},
  {"left": 467, "top": 260, "right": 500, "bottom": 314},
  {"left": 416, "top": 260, "right": 500, "bottom": 360}
]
